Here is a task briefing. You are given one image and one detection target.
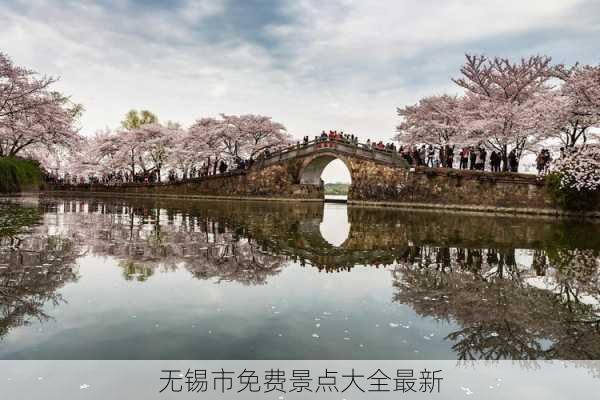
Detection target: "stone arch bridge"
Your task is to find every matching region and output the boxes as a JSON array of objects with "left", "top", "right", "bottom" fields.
[
  {"left": 253, "top": 139, "right": 410, "bottom": 200},
  {"left": 47, "top": 138, "right": 566, "bottom": 214}
]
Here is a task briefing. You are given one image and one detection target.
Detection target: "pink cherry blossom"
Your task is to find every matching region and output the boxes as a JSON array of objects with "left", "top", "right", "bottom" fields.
[
  {"left": 552, "top": 145, "right": 600, "bottom": 192},
  {"left": 395, "top": 95, "right": 463, "bottom": 145},
  {"left": 551, "top": 64, "right": 600, "bottom": 147},
  {"left": 0, "top": 52, "right": 81, "bottom": 158}
]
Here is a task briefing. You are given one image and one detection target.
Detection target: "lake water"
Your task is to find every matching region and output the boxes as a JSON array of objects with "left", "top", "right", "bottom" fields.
[{"left": 0, "top": 196, "right": 599, "bottom": 360}]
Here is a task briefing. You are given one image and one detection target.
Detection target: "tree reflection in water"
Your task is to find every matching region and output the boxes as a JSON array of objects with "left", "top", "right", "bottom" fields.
[
  {"left": 0, "top": 202, "right": 79, "bottom": 339},
  {"left": 1, "top": 196, "right": 599, "bottom": 361},
  {"left": 40, "top": 199, "right": 288, "bottom": 286},
  {"left": 392, "top": 246, "right": 600, "bottom": 360}
]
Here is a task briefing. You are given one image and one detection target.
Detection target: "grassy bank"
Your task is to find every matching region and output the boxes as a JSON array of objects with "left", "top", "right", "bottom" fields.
[{"left": 0, "top": 157, "right": 42, "bottom": 193}]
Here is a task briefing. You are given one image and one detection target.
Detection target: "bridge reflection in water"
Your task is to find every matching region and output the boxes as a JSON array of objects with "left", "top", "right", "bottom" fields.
[
  {"left": 1, "top": 196, "right": 599, "bottom": 361},
  {"left": 319, "top": 203, "right": 350, "bottom": 246}
]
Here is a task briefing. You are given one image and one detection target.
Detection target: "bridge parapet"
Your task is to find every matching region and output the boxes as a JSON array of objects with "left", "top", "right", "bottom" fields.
[{"left": 256, "top": 139, "right": 409, "bottom": 169}]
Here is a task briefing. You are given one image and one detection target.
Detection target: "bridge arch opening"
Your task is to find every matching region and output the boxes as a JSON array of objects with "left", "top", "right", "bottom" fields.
[
  {"left": 299, "top": 154, "right": 351, "bottom": 201},
  {"left": 300, "top": 155, "right": 349, "bottom": 184}
]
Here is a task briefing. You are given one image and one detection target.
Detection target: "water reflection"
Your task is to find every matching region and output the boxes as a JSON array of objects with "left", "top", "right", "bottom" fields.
[
  {"left": 0, "top": 196, "right": 599, "bottom": 360},
  {"left": 319, "top": 203, "right": 350, "bottom": 246},
  {"left": 0, "top": 203, "right": 79, "bottom": 339},
  {"left": 392, "top": 247, "right": 600, "bottom": 360}
]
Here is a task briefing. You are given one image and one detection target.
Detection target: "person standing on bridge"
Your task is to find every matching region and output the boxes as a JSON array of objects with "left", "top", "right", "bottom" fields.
[
  {"left": 438, "top": 146, "right": 446, "bottom": 167},
  {"left": 418, "top": 145, "right": 426, "bottom": 166},
  {"left": 469, "top": 146, "right": 477, "bottom": 170},
  {"left": 490, "top": 151, "right": 500, "bottom": 172},
  {"left": 411, "top": 146, "right": 421, "bottom": 166},
  {"left": 426, "top": 145, "right": 435, "bottom": 167},
  {"left": 480, "top": 147, "right": 487, "bottom": 171},
  {"left": 460, "top": 147, "right": 469, "bottom": 169},
  {"left": 445, "top": 144, "right": 455, "bottom": 168},
  {"left": 508, "top": 149, "right": 519, "bottom": 172},
  {"left": 475, "top": 147, "right": 483, "bottom": 170},
  {"left": 219, "top": 160, "right": 228, "bottom": 174}
]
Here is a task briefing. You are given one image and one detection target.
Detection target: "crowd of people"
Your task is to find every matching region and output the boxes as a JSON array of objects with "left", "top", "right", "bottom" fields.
[
  {"left": 536, "top": 149, "right": 553, "bottom": 175},
  {"left": 296, "top": 131, "right": 397, "bottom": 152},
  {"left": 395, "top": 144, "right": 515, "bottom": 172},
  {"left": 46, "top": 156, "right": 256, "bottom": 186},
  {"left": 48, "top": 130, "right": 560, "bottom": 185},
  {"left": 314, "top": 130, "right": 360, "bottom": 145},
  {"left": 396, "top": 144, "right": 557, "bottom": 175},
  {"left": 286, "top": 134, "right": 557, "bottom": 176}
]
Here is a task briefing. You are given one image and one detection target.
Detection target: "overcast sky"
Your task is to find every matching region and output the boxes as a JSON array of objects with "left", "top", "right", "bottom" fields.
[{"left": 1, "top": 0, "right": 599, "bottom": 182}]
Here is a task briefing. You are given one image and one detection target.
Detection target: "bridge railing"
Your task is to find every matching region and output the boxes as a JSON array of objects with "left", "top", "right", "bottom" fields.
[
  {"left": 258, "top": 137, "right": 407, "bottom": 165},
  {"left": 268, "top": 138, "right": 401, "bottom": 156}
]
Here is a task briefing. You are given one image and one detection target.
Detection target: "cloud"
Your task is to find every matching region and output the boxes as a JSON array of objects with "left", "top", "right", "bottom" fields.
[{"left": 1, "top": 0, "right": 599, "bottom": 149}]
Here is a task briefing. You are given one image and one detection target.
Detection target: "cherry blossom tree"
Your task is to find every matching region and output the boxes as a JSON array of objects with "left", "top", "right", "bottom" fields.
[
  {"left": 110, "top": 128, "right": 145, "bottom": 175},
  {"left": 395, "top": 95, "right": 463, "bottom": 145},
  {"left": 66, "top": 138, "right": 103, "bottom": 177},
  {"left": 551, "top": 64, "right": 600, "bottom": 147},
  {"left": 453, "top": 54, "right": 556, "bottom": 171},
  {"left": 559, "top": 65, "right": 600, "bottom": 109},
  {"left": 168, "top": 128, "right": 195, "bottom": 178},
  {"left": 102, "top": 127, "right": 162, "bottom": 178},
  {"left": 187, "top": 117, "right": 224, "bottom": 175},
  {"left": 551, "top": 144, "right": 600, "bottom": 192},
  {"left": 55, "top": 131, "right": 116, "bottom": 178},
  {"left": 95, "top": 109, "right": 161, "bottom": 176},
  {"left": 0, "top": 90, "right": 82, "bottom": 158},
  {"left": 94, "top": 130, "right": 122, "bottom": 173},
  {"left": 0, "top": 52, "right": 55, "bottom": 120},
  {"left": 30, "top": 145, "right": 76, "bottom": 175},
  {"left": 0, "top": 53, "right": 81, "bottom": 158},
  {"left": 136, "top": 123, "right": 174, "bottom": 181},
  {"left": 187, "top": 114, "right": 290, "bottom": 175},
  {"left": 171, "top": 121, "right": 215, "bottom": 177},
  {"left": 200, "top": 114, "right": 291, "bottom": 161},
  {"left": 229, "top": 114, "right": 291, "bottom": 160},
  {"left": 70, "top": 126, "right": 172, "bottom": 180}
]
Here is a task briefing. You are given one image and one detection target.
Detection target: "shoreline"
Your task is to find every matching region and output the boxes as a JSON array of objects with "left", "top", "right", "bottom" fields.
[{"left": 20, "top": 190, "right": 600, "bottom": 220}]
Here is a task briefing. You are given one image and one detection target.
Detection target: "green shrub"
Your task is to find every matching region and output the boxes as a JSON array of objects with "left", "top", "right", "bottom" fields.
[
  {"left": 546, "top": 173, "right": 597, "bottom": 210},
  {"left": 0, "top": 157, "right": 42, "bottom": 193}
]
